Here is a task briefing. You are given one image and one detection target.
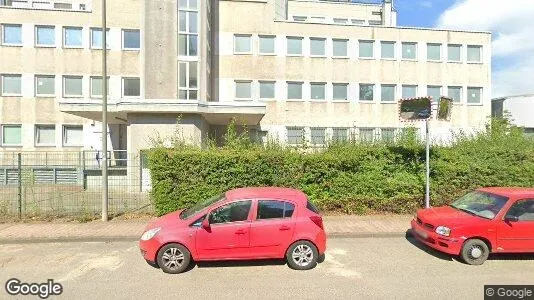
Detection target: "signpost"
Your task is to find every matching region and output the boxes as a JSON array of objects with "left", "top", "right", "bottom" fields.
[{"left": 399, "top": 96, "right": 452, "bottom": 208}]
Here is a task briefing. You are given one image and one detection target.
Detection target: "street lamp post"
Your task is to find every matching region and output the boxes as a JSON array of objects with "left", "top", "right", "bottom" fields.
[{"left": 101, "top": 0, "right": 109, "bottom": 221}]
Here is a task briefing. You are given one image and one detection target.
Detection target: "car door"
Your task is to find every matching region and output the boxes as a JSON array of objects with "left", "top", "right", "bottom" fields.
[
  {"left": 195, "top": 200, "right": 253, "bottom": 260},
  {"left": 249, "top": 199, "right": 296, "bottom": 258},
  {"left": 497, "top": 199, "right": 534, "bottom": 252}
]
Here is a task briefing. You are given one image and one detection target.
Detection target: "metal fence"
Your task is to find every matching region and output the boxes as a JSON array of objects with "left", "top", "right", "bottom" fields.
[{"left": 0, "top": 151, "right": 152, "bottom": 219}]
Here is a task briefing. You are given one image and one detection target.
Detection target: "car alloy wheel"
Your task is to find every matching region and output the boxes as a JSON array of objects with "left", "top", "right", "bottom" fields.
[
  {"left": 162, "top": 247, "right": 185, "bottom": 270},
  {"left": 292, "top": 244, "right": 314, "bottom": 267},
  {"left": 156, "top": 243, "right": 192, "bottom": 274}
]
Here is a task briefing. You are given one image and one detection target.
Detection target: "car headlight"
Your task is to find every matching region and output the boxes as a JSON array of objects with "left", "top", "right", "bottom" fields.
[
  {"left": 141, "top": 227, "right": 161, "bottom": 241},
  {"left": 435, "top": 226, "right": 451, "bottom": 237}
]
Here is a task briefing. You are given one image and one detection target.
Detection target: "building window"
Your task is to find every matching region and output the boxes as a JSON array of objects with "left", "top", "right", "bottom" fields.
[
  {"left": 287, "top": 37, "right": 303, "bottom": 55},
  {"left": 35, "top": 25, "right": 55, "bottom": 47},
  {"left": 381, "top": 84, "right": 396, "bottom": 102},
  {"left": 368, "top": 20, "right": 382, "bottom": 26},
  {"left": 259, "top": 35, "right": 275, "bottom": 55},
  {"left": 1, "top": 24, "right": 22, "bottom": 45},
  {"left": 448, "top": 86, "right": 462, "bottom": 103},
  {"left": 63, "top": 125, "right": 83, "bottom": 146},
  {"left": 333, "top": 18, "right": 348, "bottom": 25},
  {"left": 287, "top": 82, "right": 303, "bottom": 100},
  {"left": 287, "top": 127, "right": 304, "bottom": 145},
  {"left": 123, "top": 77, "right": 140, "bottom": 97},
  {"left": 333, "top": 83, "right": 348, "bottom": 100},
  {"left": 359, "top": 128, "right": 375, "bottom": 143},
  {"left": 381, "top": 41, "right": 395, "bottom": 59},
  {"left": 351, "top": 19, "right": 365, "bottom": 25},
  {"left": 2, "top": 125, "right": 22, "bottom": 146},
  {"left": 332, "top": 128, "right": 348, "bottom": 142},
  {"left": 359, "top": 40, "right": 374, "bottom": 58},
  {"left": 234, "top": 34, "right": 251, "bottom": 54},
  {"left": 63, "top": 76, "right": 83, "bottom": 97},
  {"left": 178, "top": 0, "right": 198, "bottom": 9},
  {"left": 381, "top": 128, "right": 395, "bottom": 143},
  {"left": 467, "top": 87, "right": 482, "bottom": 104},
  {"left": 235, "top": 81, "right": 252, "bottom": 99},
  {"left": 310, "top": 38, "right": 326, "bottom": 56},
  {"left": 359, "top": 84, "right": 374, "bottom": 101},
  {"left": 35, "top": 125, "right": 56, "bottom": 146},
  {"left": 1, "top": 74, "right": 22, "bottom": 96},
  {"left": 178, "top": 61, "right": 198, "bottom": 100},
  {"left": 310, "top": 16, "right": 325, "bottom": 23},
  {"left": 467, "top": 45, "right": 482, "bottom": 62},
  {"left": 427, "top": 85, "right": 442, "bottom": 102},
  {"left": 90, "top": 76, "right": 110, "bottom": 98},
  {"left": 310, "top": 127, "right": 326, "bottom": 145},
  {"left": 122, "top": 29, "right": 140, "bottom": 50},
  {"left": 402, "top": 85, "right": 417, "bottom": 98},
  {"left": 259, "top": 81, "right": 275, "bottom": 99},
  {"left": 332, "top": 39, "right": 348, "bottom": 57},
  {"left": 90, "top": 28, "right": 110, "bottom": 49},
  {"left": 448, "top": 44, "right": 461, "bottom": 62},
  {"left": 178, "top": 6, "right": 199, "bottom": 56},
  {"left": 402, "top": 42, "right": 417, "bottom": 60},
  {"left": 427, "top": 43, "right": 441, "bottom": 61},
  {"left": 292, "top": 16, "right": 307, "bottom": 22},
  {"left": 310, "top": 83, "right": 326, "bottom": 100},
  {"left": 63, "top": 27, "right": 82, "bottom": 48},
  {"left": 35, "top": 75, "right": 55, "bottom": 96}
]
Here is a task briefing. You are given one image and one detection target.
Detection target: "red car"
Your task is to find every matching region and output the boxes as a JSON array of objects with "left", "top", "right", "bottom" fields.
[
  {"left": 139, "top": 187, "right": 327, "bottom": 274},
  {"left": 411, "top": 187, "right": 534, "bottom": 265}
]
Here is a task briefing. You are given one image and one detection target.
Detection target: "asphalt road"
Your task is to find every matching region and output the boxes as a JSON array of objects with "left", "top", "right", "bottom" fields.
[{"left": 1, "top": 236, "right": 533, "bottom": 300}]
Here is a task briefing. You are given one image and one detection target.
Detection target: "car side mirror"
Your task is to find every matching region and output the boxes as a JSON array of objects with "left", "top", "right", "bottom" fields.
[
  {"left": 201, "top": 215, "right": 211, "bottom": 230},
  {"left": 505, "top": 215, "right": 519, "bottom": 222}
]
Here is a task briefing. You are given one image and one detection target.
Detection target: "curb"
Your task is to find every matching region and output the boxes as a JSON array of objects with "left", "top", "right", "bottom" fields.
[{"left": 0, "top": 231, "right": 414, "bottom": 244}]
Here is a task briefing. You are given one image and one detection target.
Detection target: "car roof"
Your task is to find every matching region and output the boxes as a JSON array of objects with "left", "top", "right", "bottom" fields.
[
  {"left": 478, "top": 187, "right": 534, "bottom": 198},
  {"left": 225, "top": 187, "right": 308, "bottom": 203}
]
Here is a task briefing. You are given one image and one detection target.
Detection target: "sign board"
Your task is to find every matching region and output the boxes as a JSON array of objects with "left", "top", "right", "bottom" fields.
[
  {"left": 398, "top": 97, "right": 432, "bottom": 121},
  {"left": 437, "top": 97, "right": 453, "bottom": 121}
]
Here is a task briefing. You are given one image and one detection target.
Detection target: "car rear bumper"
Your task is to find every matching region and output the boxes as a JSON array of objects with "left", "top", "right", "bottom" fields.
[
  {"left": 317, "top": 230, "right": 327, "bottom": 255},
  {"left": 410, "top": 219, "right": 462, "bottom": 255}
]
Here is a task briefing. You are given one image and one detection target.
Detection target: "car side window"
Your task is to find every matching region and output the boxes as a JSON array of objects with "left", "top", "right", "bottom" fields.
[
  {"left": 190, "top": 215, "right": 206, "bottom": 227},
  {"left": 209, "top": 201, "right": 251, "bottom": 224},
  {"left": 257, "top": 200, "right": 295, "bottom": 220},
  {"left": 505, "top": 199, "right": 534, "bottom": 221}
]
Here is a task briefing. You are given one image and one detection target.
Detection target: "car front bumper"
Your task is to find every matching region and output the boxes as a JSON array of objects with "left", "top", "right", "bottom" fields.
[
  {"left": 139, "top": 238, "right": 160, "bottom": 264},
  {"left": 410, "top": 219, "right": 462, "bottom": 255}
]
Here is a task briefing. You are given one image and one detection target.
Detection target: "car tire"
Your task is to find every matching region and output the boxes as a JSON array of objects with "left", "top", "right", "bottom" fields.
[
  {"left": 460, "top": 239, "right": 490, "bottom": 266},
  {"left": 286, "top": 240, "right": 319, "bottom": 270},
  {"left": 156, "top": 243, "right": 192, "bottom": 274}
]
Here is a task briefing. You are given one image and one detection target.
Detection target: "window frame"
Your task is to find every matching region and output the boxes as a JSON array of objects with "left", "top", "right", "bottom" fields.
[
  {"left": 122, "top": 29, "right": 140, "bottom": 50},
  {"left": 255, "top": 199, "right": 296, "bottom": 221},
  {"left": 34, "top": 124, "right": 56, "bottom": 147},
  {"left": 287, "top": 126, "right": 305, "bottom": 145},
  {"left": 259, "top": 81, "right": 275, "bottom": 100},
  {"left": 504, "top": 199, "right": 534, "bottom": 222},
  {"left": 359, "top": 40, "right": 374, "bottom": 59},
  {"left": 35, "top": 25, "right": 56, "bottom": 47},
  {"left": 467, "top": 45, "right": 483, "bottom": 63},
  {"left": 178, "top": 61, "right": 198, "bottom": 101},
  {"left": 234, "top": 80, "right": 252, "bottom": 100},
  {"left": 427, "top": 85, "right": 442, "bottom": 102},
  {"left": 427, "top": 43, "right": 442, "bottom": 61},
  {"left": 359, "top": 83, "right": 374, "bottom": 102},
  {"left": 63, "top": 26, "right": 83, "bottom": 48},
  {"left": 286, "top": 36, "right": 303, "bottom": 56},
  {"left": 310, "top": 82, "right": 326, "bottom": 100},
  {"left": 178, "top": 7, "right": 199, "bottom": 57},
  {"left": 1, "top": 74, "right": 22, "bottom": 96},
  {"left": 332, "top": 39, "right": 348, "bottom": 58},
  {"left": 310, "top": 127, "right": 326, "bottom": 145},
  {"left": 380, "top": 84, "right": 396, "bottom": 103},
  {"left": 402, "top": 42, "right": 417, "bottom": 60},
  {"left": 259, "top": 35, "right": 275, "bottom": 55},
  {"left": 63, "top": 75, "right": 83, "bottom": 98},
  {"left": 90, "top": 76, "right": 110, "bottom": 98},
  {"left": 233, "top": 34, "right": 252, "bottom": 55},
  {"left": 122, "top": 77, "right": 141, "bottom": 98},
  {"left": 1, "top": 124, "right": 22, "bottom": 147},
  {"left": 62, "top": 125, "right": 84, "bottom": 147},
  {"left": 467, "top": 87, "right": 482, "bottom": 105},
  {"left": 208, "top": 200, "right": 253, "bottom": 225},
  {"left": 310, "top": 37, "right": 326, "bottom": 57},
  {"left": 447, "top": 44, "right": 462, "bottom": 62},
  {"left": 332, "top": 83, "right": 348, "bottom": 101},
  {"left": 380, "top": 41, "right": 395, "bottom": 60},
  {"left": 35, "top": 75, "right": 56, "bottom": 97},
  {"left": 402, "top": 85, "right": 417, "bottom": 99},
  {"left": 447, "top": 86, "right": 462, "bottom": 103},
  {"left": 287, "top": 81, "right": 303, "bottom": 100},
  {"left": 90, "top": 27, "right": 110, "bottom": 50},
  {"left": 2, "top": 24, "right": 23, "bottom": 46}
]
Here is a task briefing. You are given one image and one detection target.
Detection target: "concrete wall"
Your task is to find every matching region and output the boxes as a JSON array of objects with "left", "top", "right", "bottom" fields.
[{"left": 287, "top": 0, "right": 383, "bottom": 23}]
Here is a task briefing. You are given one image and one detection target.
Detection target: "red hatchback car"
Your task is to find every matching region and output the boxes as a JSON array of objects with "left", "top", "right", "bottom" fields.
[
  {"left": 139, "top": 187, "right": 327, "bottom": 273},
  {"left": 411, "top": 187, "right": 534, "bottom": 265}
]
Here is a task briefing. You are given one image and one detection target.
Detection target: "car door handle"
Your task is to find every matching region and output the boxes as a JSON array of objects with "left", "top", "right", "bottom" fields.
[
  {"left": 235, "top": 229, "right": 246, "bottom": 235},
  {"left": 279, "top": 226, "right": 291, "bottom": 231}
]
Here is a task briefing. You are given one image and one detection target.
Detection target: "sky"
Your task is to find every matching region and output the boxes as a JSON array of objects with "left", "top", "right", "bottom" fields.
[{"left": 387, "top": 0, "right": 534, "bottom": 98}]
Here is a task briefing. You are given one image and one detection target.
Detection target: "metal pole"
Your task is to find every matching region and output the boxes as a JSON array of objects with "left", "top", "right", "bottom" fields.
[
  {"left": 425, "top": 118, "right": 430, "bottom": 209},
  {"left": 17, "top": 153, "right": 22, "bottom": 220},
  {"left": 101, "top": 0, "right": 109, "bottom": 221}
]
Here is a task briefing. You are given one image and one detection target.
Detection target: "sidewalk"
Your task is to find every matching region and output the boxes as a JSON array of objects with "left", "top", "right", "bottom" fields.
[{"left": 0, "top": 215, "right": 413, "bottom": 243}]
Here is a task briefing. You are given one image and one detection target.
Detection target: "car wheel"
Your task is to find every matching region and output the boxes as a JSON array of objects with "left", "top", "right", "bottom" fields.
[
  {"left": 156, "top": 243, "right": 191, "bottom": 274},
  {"left": 286, "top": 241, "right": 319, "bottom": 270},
  {"left": 460, "top": 239, "right": 490, "bottom": 266}
]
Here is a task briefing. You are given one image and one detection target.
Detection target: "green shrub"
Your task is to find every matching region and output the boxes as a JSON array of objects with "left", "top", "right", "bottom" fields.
[{"left": 148, "top": 117, "right": 534, "bottom": 216}]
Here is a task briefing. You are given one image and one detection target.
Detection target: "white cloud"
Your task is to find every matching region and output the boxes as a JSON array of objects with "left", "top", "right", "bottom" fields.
[{"left": 437, "top": 0, "right": 534, "bottom": 97}]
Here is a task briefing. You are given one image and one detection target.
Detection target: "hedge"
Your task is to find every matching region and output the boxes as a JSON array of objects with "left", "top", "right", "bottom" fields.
[{"left": 147, "top": 118, "right": 534, "bottom": 216}]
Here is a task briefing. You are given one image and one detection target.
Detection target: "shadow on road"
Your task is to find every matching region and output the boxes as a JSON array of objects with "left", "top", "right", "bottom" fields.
[
  {"left": 404, "top": 229, "right": 454, "bottom": 262},
  {"left": 195, "top": 259, "right": 287, "bottom": 269},
  {"left": 488, "top": 253, "right": 534, "bottom": 261}
]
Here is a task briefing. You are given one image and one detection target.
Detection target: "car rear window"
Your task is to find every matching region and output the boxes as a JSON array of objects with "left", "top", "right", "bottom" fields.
[
  {"left": 306, "top": 201, "right": 319, "bottom": 214},
  {"left": 257, "top": 200, "right": 295, "bottom": 219}
]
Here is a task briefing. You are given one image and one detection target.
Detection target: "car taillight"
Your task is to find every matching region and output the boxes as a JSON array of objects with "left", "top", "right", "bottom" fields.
[{"left": 310, "top": 216, "right": 324, "bottom": 230}]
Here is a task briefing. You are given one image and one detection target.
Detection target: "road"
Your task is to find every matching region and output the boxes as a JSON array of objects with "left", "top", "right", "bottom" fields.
[{"left": 1, "top": 236, "right": 533, "bottom": 300}]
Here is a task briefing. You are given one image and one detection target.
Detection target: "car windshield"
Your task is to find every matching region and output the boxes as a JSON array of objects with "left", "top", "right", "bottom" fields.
[
  {"left": 449, "top": 191, "right": 509, "bottom": 220},
  {"left": 180, "top": 194, "right": 225, "bottom": 220}
]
